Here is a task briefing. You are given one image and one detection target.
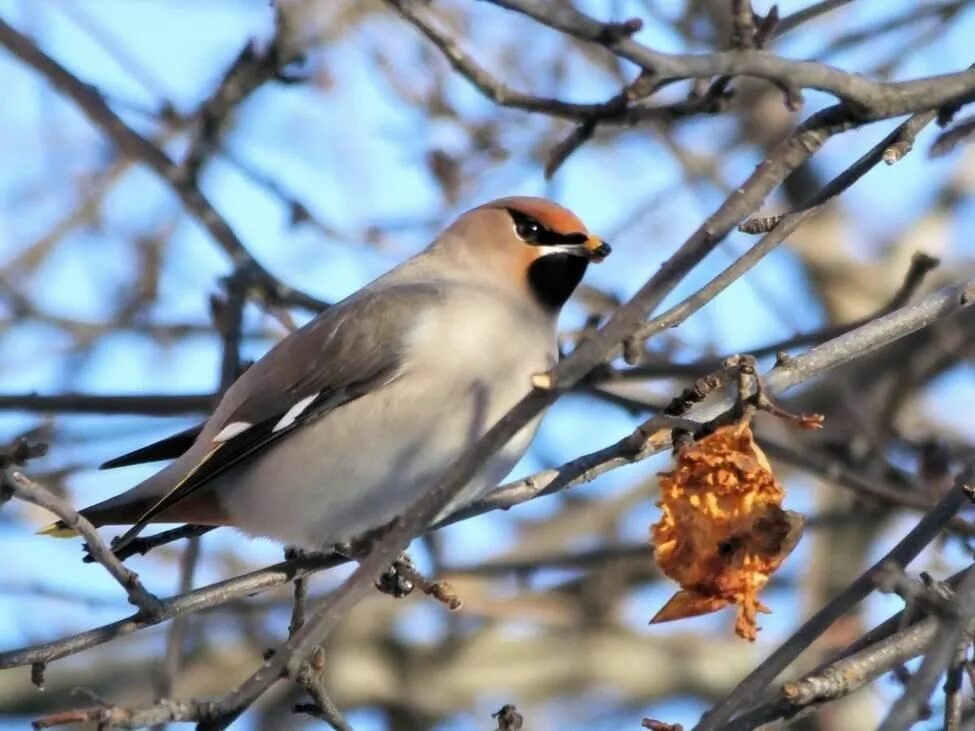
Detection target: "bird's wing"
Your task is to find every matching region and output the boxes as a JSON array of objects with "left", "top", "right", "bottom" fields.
[
  {"left": 113, "top": 282, "right": 446, "bottom": 548},
  {"left": 100, "top": 423, "right": 205, "bottom": 469}
]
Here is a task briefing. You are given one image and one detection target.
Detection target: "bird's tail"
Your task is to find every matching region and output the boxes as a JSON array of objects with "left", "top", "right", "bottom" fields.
[
  {"left": 36, "top": 497, "right": 155, "bottom": 538},
  {"left": 36, "top": 521, "right": 77, "bottom": 538}
]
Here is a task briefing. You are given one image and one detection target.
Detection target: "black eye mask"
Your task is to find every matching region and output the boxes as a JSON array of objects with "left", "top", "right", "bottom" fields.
[{"left": 508, "top": 209, "right": 588, "bottom": 246}]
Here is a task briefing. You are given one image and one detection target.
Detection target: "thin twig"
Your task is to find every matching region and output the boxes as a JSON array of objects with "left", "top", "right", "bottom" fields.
[
  {"left": 1, "top": 471, "right": 162, "bottom": 619},
  {"left": 732, "top": 622, "right": 935, "bottom": 728},
  {"left": 0, "top": 16, "right": 327, "bottom": 311},
  {"left": 385, "top": 0, "right": 636, "bottom": 121},
  {"left": 731, "top": 567, "right": 975, "bottom": 729},
  {"left": 31, "top": 698, "right": 222, "bottom": 729},
  {"left": 153, "top": 535, "right": 200, "bottom": 710},
  {"left": 943, "top": 643, "right": 967, "bottom": 731},
  {"left": 739, "top": 109, "right": 941, "bottom": 233},
  {"left": 760, "top": 438, "right": 975, "bottom": 534},
  {"left": 930, "top": 114, "right": 975, "bottom": 157},
  {"left": 90, "top": 524, "right": 214, "bottom": 563},
  {"left": 730, "top": 0, "right": 758, "bottom": 49},
  {"left": 179, "top": 29, "right": 291, "bottom": 183},
  {"left": 638, "top": 102, "right": 942, "bottom": 347},
  {"left": 694, "top": 466, "right": 975, "bottom": 731},
  {"left": 488, "top": 0, "right": 975, "bottom": 116},
  {"left": 152, "top": 267, "right": 248, "bottom": 720},
  {"left": 879, "top": 501, "right": 975, "bottom": 730},
  {"left": 292, "top": 647, "right": 352, "bottom": 731},
  {"left": 776, "top": 0, "right": 856, "bottom": 34},
  {"left": 0, "top": 392, "right": 214, "bottom": 415}
]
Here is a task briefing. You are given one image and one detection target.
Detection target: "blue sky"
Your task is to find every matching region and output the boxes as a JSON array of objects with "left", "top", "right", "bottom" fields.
[{"left": 0, "top": 0, "right": 974, "bottom": 728}]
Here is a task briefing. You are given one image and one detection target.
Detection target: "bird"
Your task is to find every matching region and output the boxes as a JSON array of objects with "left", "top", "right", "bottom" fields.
[{"left": 40, "top": 197, "right": 610, "bottom": 552}]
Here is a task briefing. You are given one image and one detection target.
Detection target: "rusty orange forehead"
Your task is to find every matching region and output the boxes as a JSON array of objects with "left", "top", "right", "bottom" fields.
[{"left": 477, "top": 196, "right": 589, "bottom": 236}]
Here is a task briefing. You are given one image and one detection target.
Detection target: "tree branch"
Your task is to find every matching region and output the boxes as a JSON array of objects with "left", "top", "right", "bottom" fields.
[
  {"left": 0, "top": 471, "right": 162, "bottom": 619},
  {"left": 0, "top": 15, "right": 327, "bottom": 312},
  {"left": 879, "top": 527, "right": 975, "bottom": 730},
  {"left": 694, "top": 466, "right": 975, "bottom": 730},
  {"left": 488, "top": 0, "right": 975, "bottom": 117},
  {"left": 0, "top": 393, "right": 214, "bottom": 416}
]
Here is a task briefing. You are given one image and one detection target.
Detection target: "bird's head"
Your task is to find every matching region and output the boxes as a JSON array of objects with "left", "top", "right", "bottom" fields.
[{"left": 440, "top": 196, "right": 610, "bottom": 310}]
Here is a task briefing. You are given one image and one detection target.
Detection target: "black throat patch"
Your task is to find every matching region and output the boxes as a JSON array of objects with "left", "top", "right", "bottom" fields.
[{"left": 527, "top": 253, "right": 588, "bottom": 310}]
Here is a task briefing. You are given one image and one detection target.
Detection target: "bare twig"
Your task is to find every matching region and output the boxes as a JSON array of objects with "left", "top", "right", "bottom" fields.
[
  {"left": 0, "top": 392, "right": 214, "bottom": 416},
  {"left": 695, "top": 466, "right": 975, "bottom": 731},
  {"left": 776, "top": 0, "right": 856, "bottom": 34},
  {"left": 488, "top": 0, "right": 975, "bottom": 116},
  {"left": 0, "top": 552, "right": 345, "bottom": 669},
  {"left": 879, "top": 505, "right": 975, "bottom": 730},
  {"left": 1, "top": 471, "right": 162, "bottom": 619},
  {"left": 883, "top": 110, "right": 945, "bottom": 164},
  {"left": 730, "top": 0, "right": 758, "bottom": 50},
  {"left": 0, "top": 16, "right": 327, "bottom": 311},
  {"left": 293, "top": 647, "right": 352, "bottom": 731},
  {"left": 385, "top": 0, "right": 634, "bottom": 122},
  {"left": 930, "top": 114, "right": 975, "bottom": 157},
  {"left": 621, "top": 248, "right": 941, "bottom": 375},
  {"left": 730, "top": 567, "right": 975, "bottom": 728},
  {"left": 760, "top": 438, "right": 975, "bottom": 534},
  {"left": 153, "top": 535, "right": 200, "bottom": 707},
  {"left": 32, "top": 698, "right": 221, "bottom": 729},
  {"left": 180, "top": 31, "right": 293, "bottom": 183},
  {"left": 736, "top": 618, "right": 939, "bottom": 727},
  {"left": 88, "top": 524, "right": 214, "bottom": 563},
  {"left": 943, "top": 644, "right": 967, "bottom": 731},
  {"left": 152, "top": 268, "right": 248, "bottom": 719},
  {"left": 0, "top": 438, "right": 47, "bottom": 469},
  {"left": 739, "top": 109, "right": 941, "bottom": 233},
  {"left": 288, "top": 562, "right": 309, "bottom": 638}
]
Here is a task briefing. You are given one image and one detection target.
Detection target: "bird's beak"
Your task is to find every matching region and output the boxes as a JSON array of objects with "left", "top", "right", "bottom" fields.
[
  {"left": 579, "top": 235, "right": 611, "bottom": 262},
  {"left": 542, "top": 234, "right": 611, "bottom": 261}
]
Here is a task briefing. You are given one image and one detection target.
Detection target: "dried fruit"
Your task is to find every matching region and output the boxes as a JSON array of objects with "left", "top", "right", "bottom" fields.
[{"left": 650, "top": 420, "right": 804, "bottom": 640}]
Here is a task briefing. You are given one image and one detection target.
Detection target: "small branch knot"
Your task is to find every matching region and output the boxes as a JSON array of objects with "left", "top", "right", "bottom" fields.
[
  {"left": 492, "top": 704, "right": 524, "bottom": 731},
  {"left": 598, "top": 17, "right": 643, "bottom": 43},
  {"left": 0, "top": 438, "right": 48, "bottom": 470}
]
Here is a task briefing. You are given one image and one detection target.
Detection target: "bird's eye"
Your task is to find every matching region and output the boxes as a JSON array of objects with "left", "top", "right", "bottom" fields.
[{"left": 513, "top": 215, "right": 542, "bottom": 242}]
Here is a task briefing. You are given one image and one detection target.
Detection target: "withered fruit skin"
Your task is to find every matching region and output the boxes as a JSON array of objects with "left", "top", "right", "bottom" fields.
[{"left": 650, "top": 421, "right": 804, "bottom": 641}]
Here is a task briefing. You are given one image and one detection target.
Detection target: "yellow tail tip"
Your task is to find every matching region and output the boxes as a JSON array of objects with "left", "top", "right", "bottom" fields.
[{"left": 36, "top": 522, "right": 78, "bottom": 538}]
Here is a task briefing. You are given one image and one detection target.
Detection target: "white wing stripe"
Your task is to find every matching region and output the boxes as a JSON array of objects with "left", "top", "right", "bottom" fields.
[
  {"left": 273, "top": 393, "right": 319, "bottom": 433},
  {"left": 213, "top": 421, "right": 252, "bottom": 443}
]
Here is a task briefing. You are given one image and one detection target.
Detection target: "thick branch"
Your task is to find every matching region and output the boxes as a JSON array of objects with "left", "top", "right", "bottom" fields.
[{"left": 488, "top": 0, "right": 975, "bottom": 117}]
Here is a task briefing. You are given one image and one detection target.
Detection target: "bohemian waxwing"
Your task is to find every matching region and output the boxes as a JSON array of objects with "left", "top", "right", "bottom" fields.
[{"left": 41, "top": 197, "right": 611, "bottom": 551}]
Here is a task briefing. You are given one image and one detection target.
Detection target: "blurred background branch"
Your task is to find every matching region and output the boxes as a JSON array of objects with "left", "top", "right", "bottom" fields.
[{"left": 0, "top": 0, "right": 974, "bottom": 729}]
